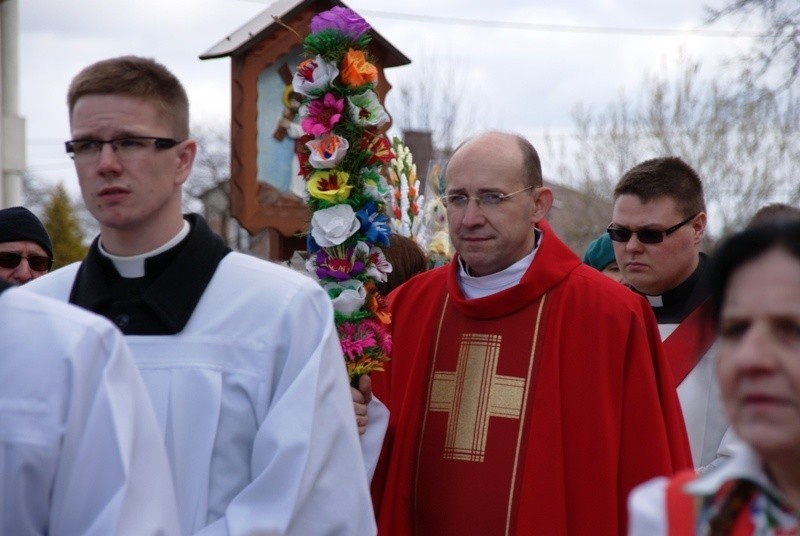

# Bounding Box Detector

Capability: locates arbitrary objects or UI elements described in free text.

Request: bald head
[448,132,543,189]
[443,131,553,276]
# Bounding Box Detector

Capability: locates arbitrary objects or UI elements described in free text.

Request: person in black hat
[0,206,53,284]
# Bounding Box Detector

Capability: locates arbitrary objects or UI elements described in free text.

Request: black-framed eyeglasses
[0,252,53,272]
[606,213,698,244]
[64,137,181,161]
[442,186,535,210]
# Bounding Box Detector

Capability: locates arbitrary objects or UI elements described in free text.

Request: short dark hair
[515,135,543,188]
[747,202,800,227]
[67,56,190,139]
[614,157,705,218]
[706,219,800,326]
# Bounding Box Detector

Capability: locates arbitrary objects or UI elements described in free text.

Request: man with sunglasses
[27,56,374,535]
[0,206,53,284]
[610,157,736,471]
[370,132,691,535]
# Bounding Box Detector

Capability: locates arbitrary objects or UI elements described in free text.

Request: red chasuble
[372,224,692,536]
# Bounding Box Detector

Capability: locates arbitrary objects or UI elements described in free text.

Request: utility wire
[359,9,763,37]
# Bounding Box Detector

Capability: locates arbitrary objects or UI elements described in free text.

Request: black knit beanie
[0,206,53,259]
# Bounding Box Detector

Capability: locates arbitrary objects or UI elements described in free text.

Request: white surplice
[0,285,180,535]
[658,323,739,469]
[28,252,376,535]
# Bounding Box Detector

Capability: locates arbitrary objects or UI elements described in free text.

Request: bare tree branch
[549,53,800,238]
[706,0,800,90]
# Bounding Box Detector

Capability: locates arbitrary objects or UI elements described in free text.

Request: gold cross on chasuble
[428,333,527,462]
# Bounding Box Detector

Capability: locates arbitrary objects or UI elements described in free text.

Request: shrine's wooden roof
[199,0,410,68]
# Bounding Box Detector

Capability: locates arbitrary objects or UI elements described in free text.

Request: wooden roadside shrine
[200,0,410,260]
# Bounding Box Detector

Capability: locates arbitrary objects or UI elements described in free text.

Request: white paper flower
[347,90,389,127]
[362,169,390,204]
[306,133,350,169]
[293,55,339,97]
[324,280,367,315]
[311,204,361,247]
[362,243,392,282]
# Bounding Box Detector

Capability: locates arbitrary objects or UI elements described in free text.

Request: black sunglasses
[606,214,698,245]
[0,252,53,272]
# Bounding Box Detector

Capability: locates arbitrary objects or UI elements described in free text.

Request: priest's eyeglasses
[606,213,698,245]
[0,252,53,272]
[65,137,181,162]
[442,186,534,210]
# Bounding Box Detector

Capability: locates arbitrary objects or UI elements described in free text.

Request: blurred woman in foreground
[628,219,800,535]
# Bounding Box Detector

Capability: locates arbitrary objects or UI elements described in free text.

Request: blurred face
[601,261,625,283]
[610,195,705,295]
[716,248,800,462]
[70,94,196,254]
[0,240,50,284]
[445,133,552,277]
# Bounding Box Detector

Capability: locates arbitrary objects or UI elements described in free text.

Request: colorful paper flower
[365,287,392,325]
[309,7,370,40]
[306,133,350,169]
[314,246,365,281]
[295,7,394,384]
[324,280,367,315]
[362,169,391,204]
[292,55,339,97]
[310,204,360,247]
[307,169,352,203]
[361,135,394,166]
[339,319,391,362]
[348,90,389,128]
[386,137,421,237]
[341,49,378,88]
[358,242,391,282]
[301,92,344,136]
[356,202,391,247]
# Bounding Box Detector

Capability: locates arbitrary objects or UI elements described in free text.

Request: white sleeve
[195,284,376,536]
[361,396,389,482]
[627,476,668,536]
[0,288,180,536]
[49,314,181,536]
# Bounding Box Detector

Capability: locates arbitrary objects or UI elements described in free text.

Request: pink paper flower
[301,92,344,137]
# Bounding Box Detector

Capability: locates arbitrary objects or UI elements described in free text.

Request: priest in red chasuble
[370,131,692,535]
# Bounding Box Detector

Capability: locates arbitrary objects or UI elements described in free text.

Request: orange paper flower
[341,49,378,88]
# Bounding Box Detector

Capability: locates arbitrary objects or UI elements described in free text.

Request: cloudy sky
[19,0,759,191]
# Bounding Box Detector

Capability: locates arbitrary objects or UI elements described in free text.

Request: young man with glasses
[27,56,374,535]
[370,131,691,535]
[0,206,54,284]
[610,156,736,470]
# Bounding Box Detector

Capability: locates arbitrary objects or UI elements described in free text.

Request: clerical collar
[99,220,191,278]
[633,253,708,325]
[69,214,231,335]
[458,229,542,300]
